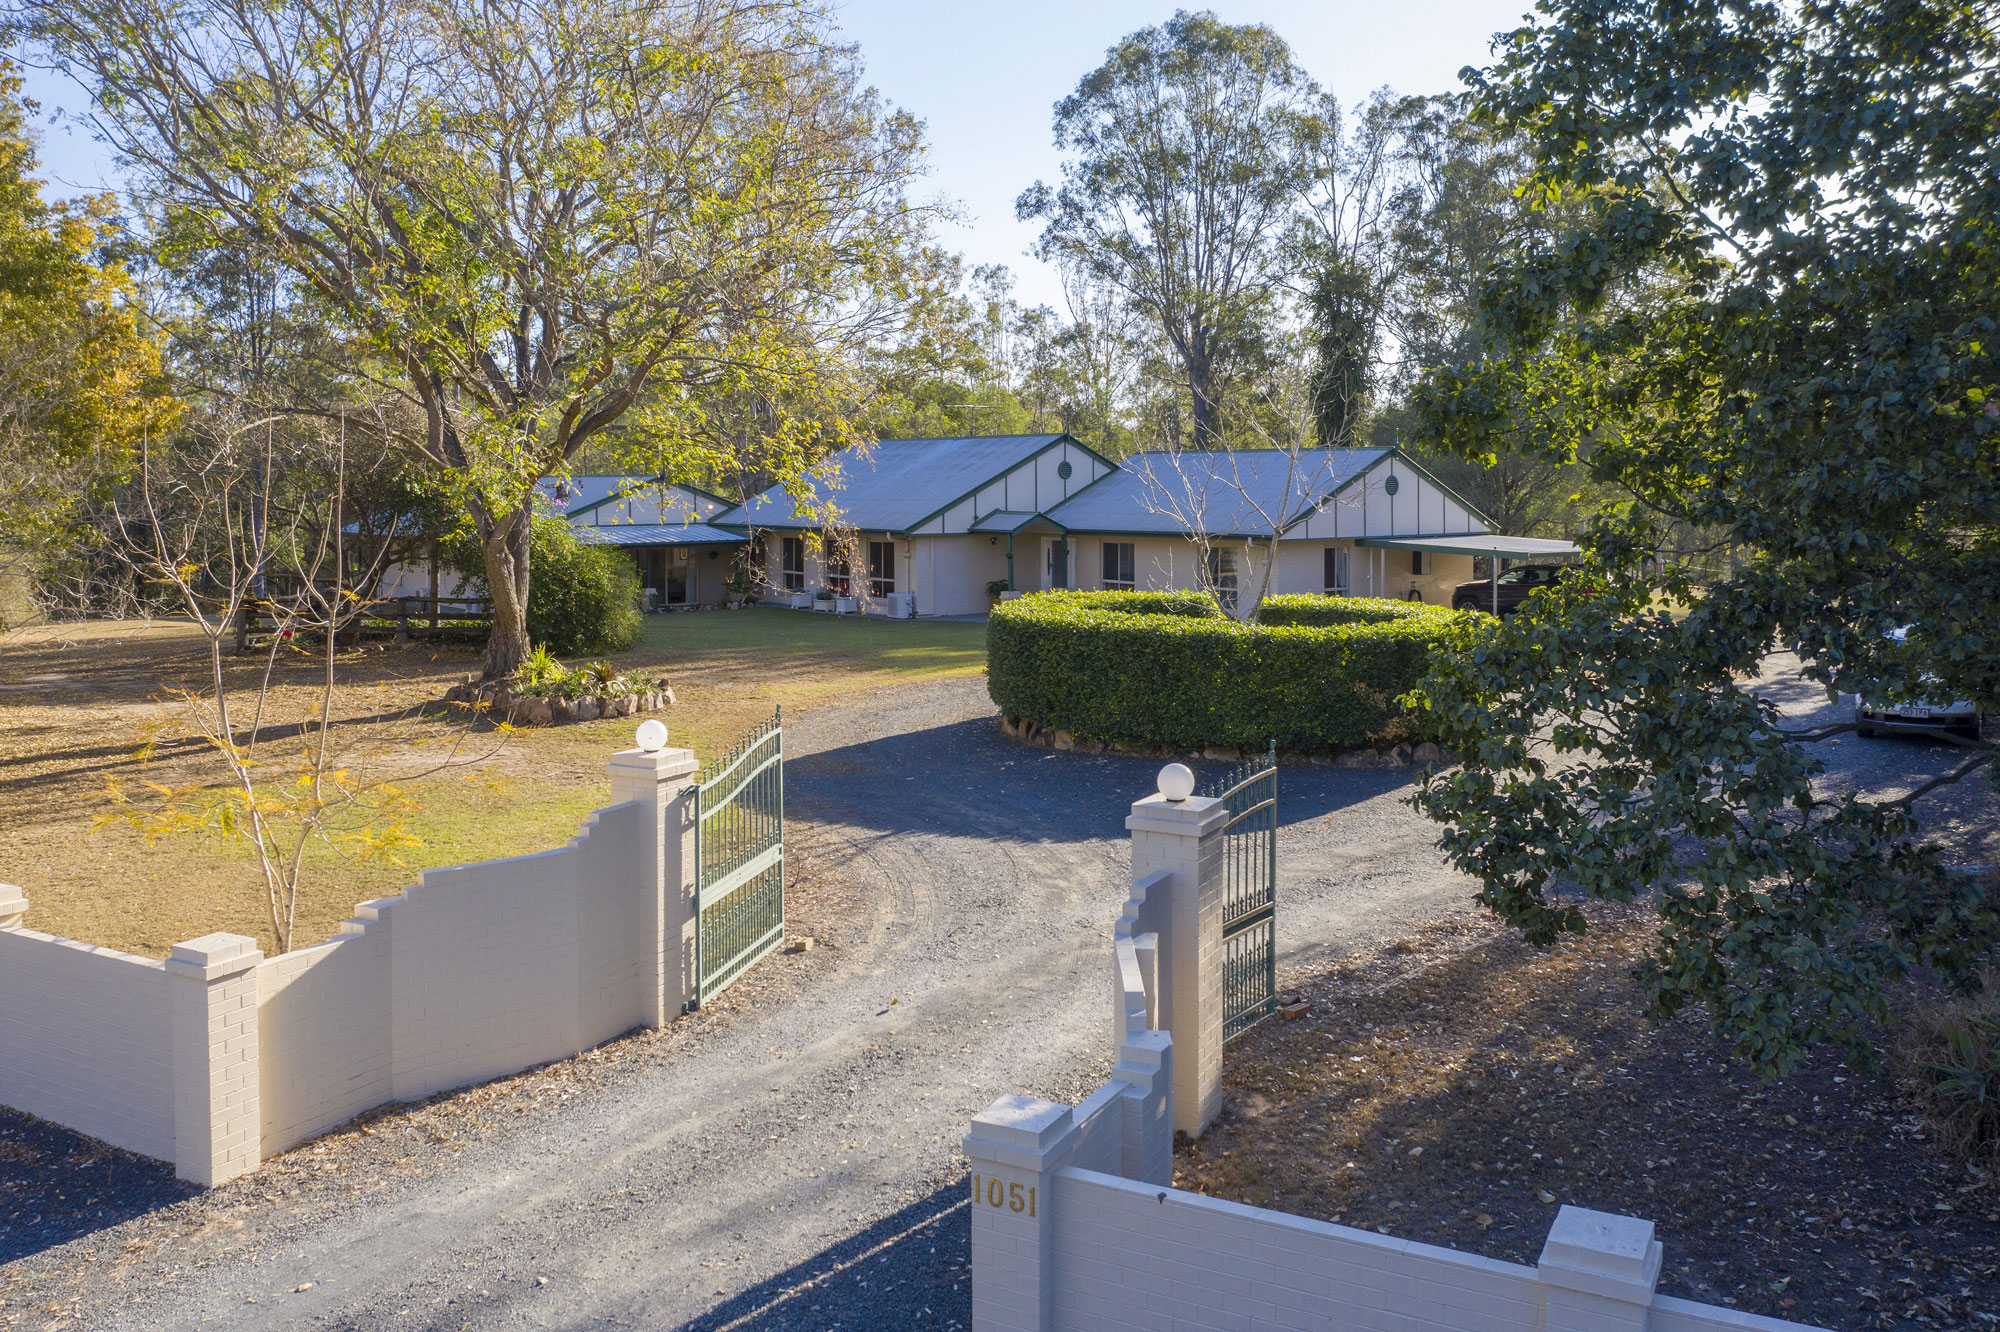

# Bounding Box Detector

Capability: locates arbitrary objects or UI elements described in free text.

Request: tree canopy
[27,0,933,673]
[1411,0,2000,1072]
[0,61,170,608]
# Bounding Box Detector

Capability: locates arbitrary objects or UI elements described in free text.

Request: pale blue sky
[14,0,1530,309]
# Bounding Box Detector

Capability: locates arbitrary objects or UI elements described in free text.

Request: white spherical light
[635,719,669,753]
[1156,762,1196,802]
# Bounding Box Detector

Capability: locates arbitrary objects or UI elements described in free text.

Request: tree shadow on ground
[674,1183,971,1331]
[1186,906,2000,1331]
[786,714,1415,844]
[0,1106,197,1264]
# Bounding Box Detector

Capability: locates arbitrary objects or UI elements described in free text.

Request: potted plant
[813,587,835,612]
[986,578,1010,606]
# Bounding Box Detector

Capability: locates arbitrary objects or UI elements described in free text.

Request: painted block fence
[0,743,701,1185]
[963,770,1838,1332]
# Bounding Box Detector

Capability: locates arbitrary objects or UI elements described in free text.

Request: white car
[1855,626,1984,740]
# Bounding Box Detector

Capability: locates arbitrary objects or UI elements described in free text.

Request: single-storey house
[556,476,744,609]
[373,475,746,610]
[712,434,1567,616]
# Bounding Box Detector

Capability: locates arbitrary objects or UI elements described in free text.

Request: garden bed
[1179,903,2000,1331]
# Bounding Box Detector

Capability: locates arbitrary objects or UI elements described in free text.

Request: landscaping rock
[660,687,676,707]
[1389,742,1414,765]
[1052,730,1075,751]
[1203,746,1240,762]
[548,696,573,724]
[573,697,601,722]
[1332,750,1379,769]
[1410,741,1448,766]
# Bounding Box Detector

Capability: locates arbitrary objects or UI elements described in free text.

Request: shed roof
[1046,447,1390,535]
[716,435,1076,532]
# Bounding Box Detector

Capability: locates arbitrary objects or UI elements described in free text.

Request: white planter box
[789,593,812,610]
[835,597,859,615]
[813,599,836,612]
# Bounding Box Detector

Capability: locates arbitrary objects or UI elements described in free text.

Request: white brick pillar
[1125,773,1228,1137]
[1115,1029,1173,1186]
[607,741,701,1023]
[964,1095,1079,1332]
[0,883,25,930]
[166,932,263,1186]
[1537,1205,1664,1332]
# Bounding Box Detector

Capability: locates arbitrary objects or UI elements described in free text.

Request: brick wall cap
[967,1094,1073,1152]
[1124,793,1228,837]
[165,932,264,980]
[1539,1205,1662,1301]
[606,747,699,781]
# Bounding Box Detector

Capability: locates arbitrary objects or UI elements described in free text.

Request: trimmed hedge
[987,591,1477,753]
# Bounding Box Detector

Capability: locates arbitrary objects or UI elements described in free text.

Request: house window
[780,536,805,591]
[825,549,851,595]
[867,540,896,596]
[1411,551,1429,576]
[1102,541,1135,590]
[1324,547,1350,595]
[1207,547,1238,612]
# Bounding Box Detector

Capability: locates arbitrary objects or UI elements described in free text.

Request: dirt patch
[1178,904,2000,1331]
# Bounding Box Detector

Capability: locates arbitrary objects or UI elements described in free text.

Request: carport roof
[1355,534,1579,558]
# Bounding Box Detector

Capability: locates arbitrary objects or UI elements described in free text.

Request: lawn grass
[0,608,988,957]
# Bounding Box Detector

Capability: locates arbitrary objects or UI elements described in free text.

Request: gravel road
[3,656,1989,1331]
[1,674,1474,1331]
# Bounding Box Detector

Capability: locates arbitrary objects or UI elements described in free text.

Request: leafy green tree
[1017,10,1321,444]
[1410,0,2000,1072]
[0,61,172,616]
[29,0,932,676]
[1365,94,1596,535]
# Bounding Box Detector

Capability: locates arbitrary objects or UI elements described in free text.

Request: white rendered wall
[1052,1167,1546,1332]
[257,916,393,1156]
[0,929,175,1161]
[915,536,1011,615]
[0,749,700,1183]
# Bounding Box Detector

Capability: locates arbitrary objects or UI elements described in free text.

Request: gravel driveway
[2,657,1989,1330]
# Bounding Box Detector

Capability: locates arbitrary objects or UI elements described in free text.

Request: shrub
[524,514,642,655]
[1902,957,2000,1167]
[987,591,1477,753]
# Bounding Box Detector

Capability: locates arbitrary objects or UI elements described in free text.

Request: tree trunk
[479,503,533,679]
[1188,328,1222,446]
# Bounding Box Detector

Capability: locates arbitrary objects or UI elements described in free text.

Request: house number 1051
[970,1174,1036,1216]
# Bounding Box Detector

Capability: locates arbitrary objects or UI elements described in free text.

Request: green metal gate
[1209,743,1277,1042]
[693,708,784,1007]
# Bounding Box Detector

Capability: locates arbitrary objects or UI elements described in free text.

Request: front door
[665,549,689,605]
[1044,537,1069,589]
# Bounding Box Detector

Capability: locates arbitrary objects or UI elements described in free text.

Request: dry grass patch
[1179,904,2000,1331]
[0,609,985,957]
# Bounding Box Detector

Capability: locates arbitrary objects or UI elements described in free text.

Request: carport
[1356,534,1581,615]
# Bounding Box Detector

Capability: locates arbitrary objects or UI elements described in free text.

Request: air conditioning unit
[885,592,916,619]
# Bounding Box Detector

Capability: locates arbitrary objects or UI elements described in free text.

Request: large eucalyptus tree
[25,0,930,674]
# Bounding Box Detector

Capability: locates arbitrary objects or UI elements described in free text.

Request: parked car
[1451,563,1579,615]
[1855,626,1984,740]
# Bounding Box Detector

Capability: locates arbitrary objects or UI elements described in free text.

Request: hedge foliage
[987,590,1477,753]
